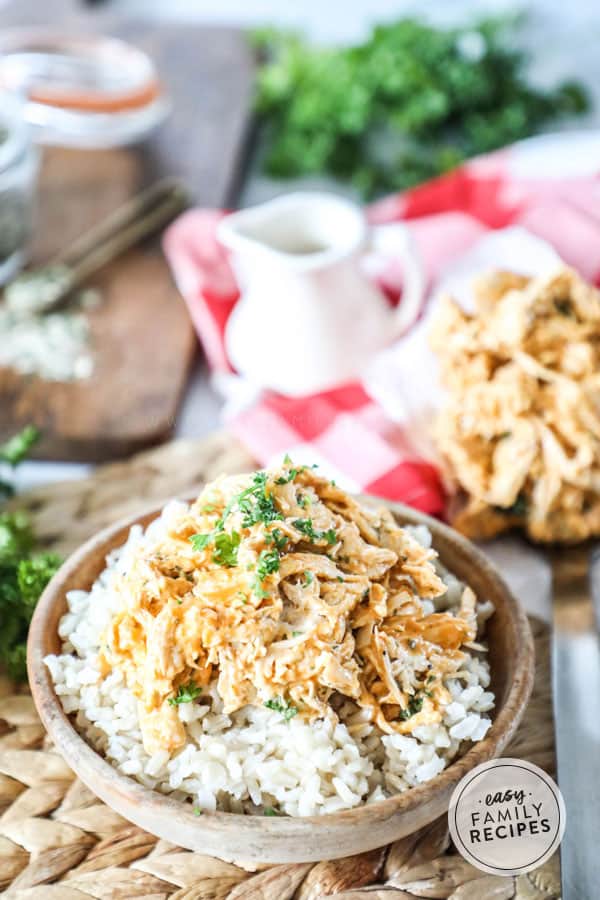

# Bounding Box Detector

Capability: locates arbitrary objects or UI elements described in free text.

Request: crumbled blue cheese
[0,305,94,381]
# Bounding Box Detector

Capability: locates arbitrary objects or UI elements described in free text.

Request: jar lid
[0,29,169,148]
[0,92,33,172]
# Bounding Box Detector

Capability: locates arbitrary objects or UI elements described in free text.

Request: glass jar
[0,94,39,284]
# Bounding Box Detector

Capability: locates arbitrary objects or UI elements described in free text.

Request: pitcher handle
[369,222,425,339]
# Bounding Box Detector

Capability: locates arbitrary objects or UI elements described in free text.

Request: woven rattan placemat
[0,433,560,899]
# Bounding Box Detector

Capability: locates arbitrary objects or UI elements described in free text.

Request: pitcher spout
[216,191,367,268]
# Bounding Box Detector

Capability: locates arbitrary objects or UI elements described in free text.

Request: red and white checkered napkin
[164,131,600,518]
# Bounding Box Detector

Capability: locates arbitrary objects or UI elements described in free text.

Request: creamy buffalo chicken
[101,463,477,755]
[431,267,600,543]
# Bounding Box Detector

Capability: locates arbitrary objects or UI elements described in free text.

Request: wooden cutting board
[0,0,255,461]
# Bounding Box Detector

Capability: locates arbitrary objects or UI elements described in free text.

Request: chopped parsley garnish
[297,492,309,507]
[212,530,240,567]
[252,548,281,597]
[168,682,203,706]
[399,695,424,721]
[275,469,301,485]
[256,549,280,578]
[292,630,302,637]
[193,806,203,816]
[303,570,313,586]
[292,518,337,545]
[237,471,283,527]
[264,527,288,551]
[190,532,212,551]
[191,529,240,567]
[236,591,249,604]
[275,454,308,485]
[263,806,281,816]
[190,472,282,559]
[264,696,298,721]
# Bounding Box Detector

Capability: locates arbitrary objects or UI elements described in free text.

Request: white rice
[45,502,495,817]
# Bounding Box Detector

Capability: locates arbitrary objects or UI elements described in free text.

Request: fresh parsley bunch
[252,15,589,197]
[0,427,61,680]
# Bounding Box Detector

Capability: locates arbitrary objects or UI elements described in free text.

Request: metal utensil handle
[66,185,188,289]
[551,544,600,900]
[56,177,187,272]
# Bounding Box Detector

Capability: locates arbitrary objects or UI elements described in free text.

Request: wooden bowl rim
[28,496,535,841]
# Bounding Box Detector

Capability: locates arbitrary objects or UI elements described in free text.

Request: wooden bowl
[28,499,534,864]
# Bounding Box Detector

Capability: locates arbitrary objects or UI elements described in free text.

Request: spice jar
[0,94,39,284]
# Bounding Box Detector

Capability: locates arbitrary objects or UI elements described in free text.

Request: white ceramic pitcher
[218,192,424,396]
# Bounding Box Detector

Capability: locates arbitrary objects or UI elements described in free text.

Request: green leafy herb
[292,630,302,637]
[190,532,212,552]
[237,472,283,528]
[292,518,337,545]
[264,696,298,721]
[0,511,33,569]
[275,469,301,485]
[252,16,589,198]
[264,527,287,551]
[0,428,62,680]
[212,530,241,567]
[256,549,280,579]
[252,548,281,597]
[191,529,240,567]
[0,425,39,467]
[190,472,282,563]
[263,806,281,816]
[168,682,203,706]
[193,806,203,816]
[399,694,424,721]
[303,570,313,586]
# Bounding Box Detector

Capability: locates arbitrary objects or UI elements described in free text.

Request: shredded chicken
[101,463,480,754]
[431,267,600,543]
